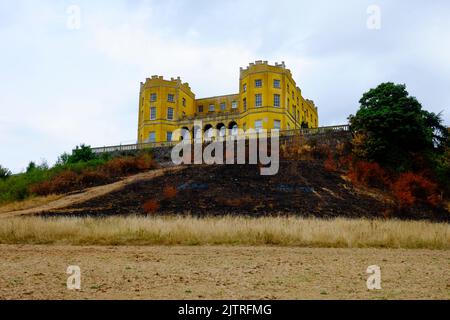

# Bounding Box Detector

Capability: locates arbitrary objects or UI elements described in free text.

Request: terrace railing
[91,124,349,154]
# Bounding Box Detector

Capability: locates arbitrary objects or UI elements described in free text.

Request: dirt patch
[0,245,448,300]
[43,161,449,221]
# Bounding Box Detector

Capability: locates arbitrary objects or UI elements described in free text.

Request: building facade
[137,61,319,143]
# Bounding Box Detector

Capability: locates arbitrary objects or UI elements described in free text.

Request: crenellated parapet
[240,60,292,79]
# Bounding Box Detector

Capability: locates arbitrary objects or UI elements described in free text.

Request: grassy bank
[0,216,448,249]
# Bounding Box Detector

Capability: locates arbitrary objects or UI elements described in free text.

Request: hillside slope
[38,161,449,222]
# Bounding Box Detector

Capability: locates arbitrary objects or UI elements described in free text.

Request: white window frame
[255,94,262,107]
[150,93,157,102]
[232,101,238,109]
[167,94,175,103]
[220,102,226,111]
[150,107,157,120]
[167,107,174,120]
[273,79,281,88]
[209,104,215,112]
[274,94,280,107]
[166,131,173,142]
[255,79,262,88]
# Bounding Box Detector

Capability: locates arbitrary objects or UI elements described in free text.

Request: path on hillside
[0,167,184,219]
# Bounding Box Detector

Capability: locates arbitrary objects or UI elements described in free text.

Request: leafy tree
[349,82,448,172]
[26,162,37,173]
[56,152,70,166]
[67,144,97,164]
[0,165,12,180]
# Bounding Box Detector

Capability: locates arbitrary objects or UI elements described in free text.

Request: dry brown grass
[0,195,62,214]
[0,216,448,249]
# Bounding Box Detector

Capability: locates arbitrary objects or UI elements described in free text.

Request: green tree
[67,144,97,164]
[26,161,37,173]
[349,82,448,172]
[0,165,12,180]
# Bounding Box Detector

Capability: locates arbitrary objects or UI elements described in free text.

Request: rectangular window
[209,104,215,112]
[220,102,226,111]
[148,132,156,143]
[273,79,280,88]
[292,91,294,99]
[198,105,203,113]
[167,107,174,120]
[274,120,281,130]
[182,98,186,107]
[232,101,238,109]
[274,94,280,107]
[254,120,263,132]
[166,131,172,142]
[243,84,247,92]
[255,94,262,107]
[150,107,156,120]
[255,79,262,88]
[150,93,157,102]
[168,94,174,102]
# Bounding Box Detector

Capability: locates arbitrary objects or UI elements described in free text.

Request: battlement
[141,75,192,93]
[240,60,292,79]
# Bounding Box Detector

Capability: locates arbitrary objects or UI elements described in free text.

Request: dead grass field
[0,216,448,249]
[0,245,448,300]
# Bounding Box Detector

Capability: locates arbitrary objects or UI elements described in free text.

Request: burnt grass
[42,161,450,222]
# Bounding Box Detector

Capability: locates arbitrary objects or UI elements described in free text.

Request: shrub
[0,165,12,180]
[348,161,391,189]
[142,199,160,214]
[323,154,337,172]
[30,171,80,196]
[78,171,110,187]
[68,144,98,164]
[311,144,331,159]
[338,154,354,171]
[163,186,177,199]
[392,172,440,208]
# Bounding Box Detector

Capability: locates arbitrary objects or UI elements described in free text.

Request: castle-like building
[137,61,319,143]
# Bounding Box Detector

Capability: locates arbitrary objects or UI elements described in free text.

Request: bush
[392,172,440,208]
[348,161,391,189]
[0,165,12,180]
[27,153,157,197]
[30,171,79,196]
[66,144,97,164]
[323,154,337,172]
[142,199,160,214]
[163,186,177,199]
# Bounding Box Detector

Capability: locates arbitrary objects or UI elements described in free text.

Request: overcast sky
[1,0,449,173]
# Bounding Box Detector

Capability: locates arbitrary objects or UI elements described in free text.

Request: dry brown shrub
[163,186,178,199]
[142,199,160,214]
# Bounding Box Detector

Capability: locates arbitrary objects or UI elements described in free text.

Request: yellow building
[137,61,319,143]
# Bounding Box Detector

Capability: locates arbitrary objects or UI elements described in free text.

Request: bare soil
[0,245,448,300]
